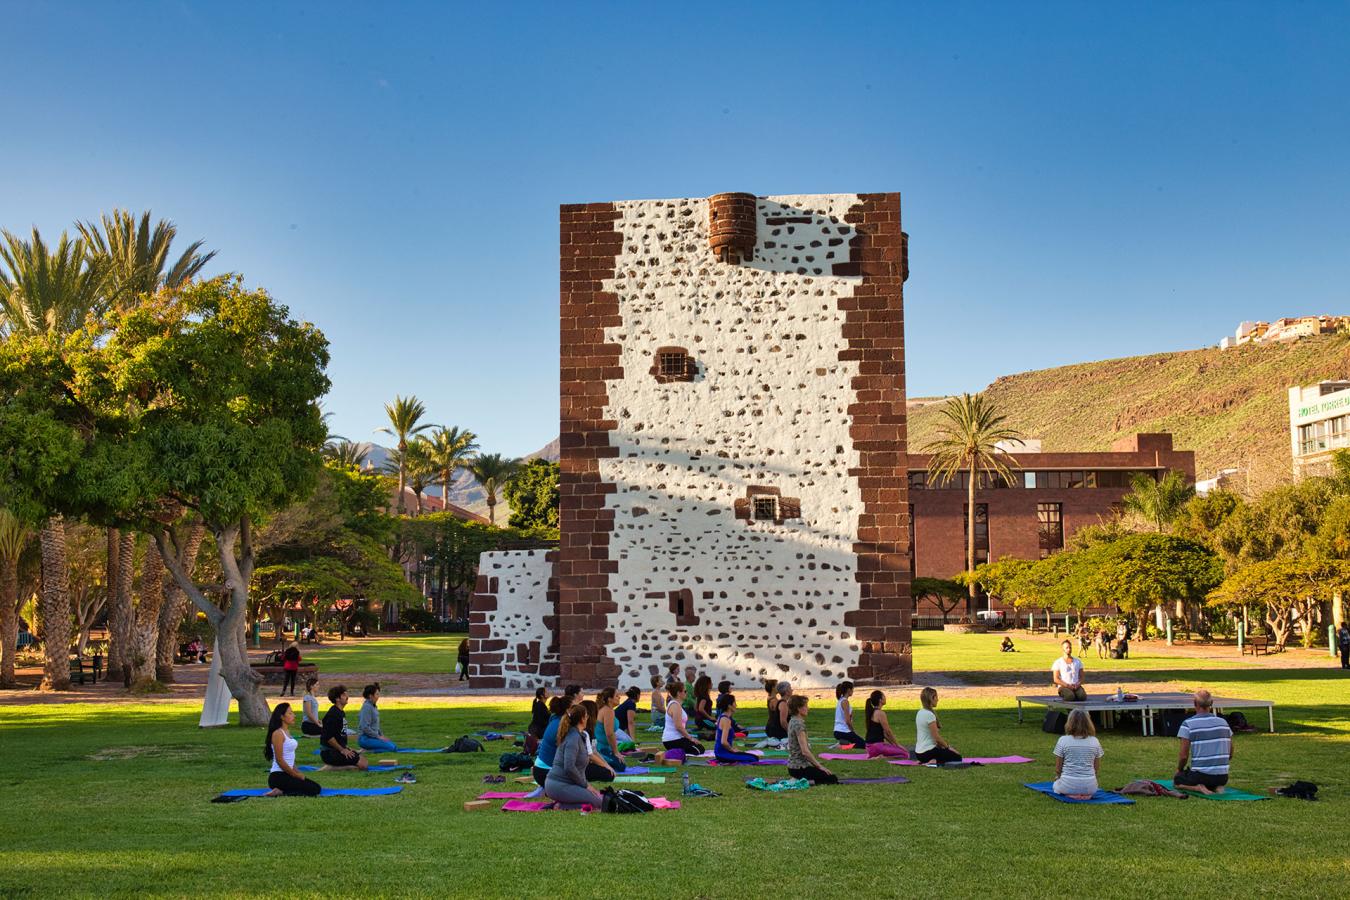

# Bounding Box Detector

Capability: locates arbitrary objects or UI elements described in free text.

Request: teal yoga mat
[1154,779,1268,801]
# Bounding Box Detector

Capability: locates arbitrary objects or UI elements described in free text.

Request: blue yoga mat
[220,786,403,798]
[297,764,410,773]
[1024,782,1134,805]
[312,747,442,756]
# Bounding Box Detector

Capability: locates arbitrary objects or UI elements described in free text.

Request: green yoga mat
[644,766,677,773]
[614,775,666,784]
[1155,779,1268,801]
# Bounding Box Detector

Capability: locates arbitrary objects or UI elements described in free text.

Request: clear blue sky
[2,1,1347,456]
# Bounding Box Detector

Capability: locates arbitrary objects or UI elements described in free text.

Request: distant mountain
[528,437,560,462]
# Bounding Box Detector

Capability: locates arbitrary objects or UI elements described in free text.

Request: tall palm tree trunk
[0,554,18,686]
[105,532,135,682]
[155,524,206,682]
[128,539,166,687]
[487,492,496,525]
[966,452,977,617]
[39,516,72,691]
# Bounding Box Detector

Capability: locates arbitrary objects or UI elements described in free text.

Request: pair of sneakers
[395,771,417,784]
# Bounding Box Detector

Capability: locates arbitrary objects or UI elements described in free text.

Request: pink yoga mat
[819,752,875,761]
[888,755,1034,766]
[478,791,531,799]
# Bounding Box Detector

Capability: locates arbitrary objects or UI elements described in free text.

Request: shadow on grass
[944,666,1349,688]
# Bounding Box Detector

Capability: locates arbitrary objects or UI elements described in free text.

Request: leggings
[916,747,962,765]
[320,746,361,767]
[789,765,838,785]
[358,735,397,753]
[714,744,759,764]
[1057,685,1087,701]
[544,778,601,808]
[866,742,909,759]
[281,670,297,695]
[586,763,615,783]
[834,729,867,747]
[532,765,550,787]
[663,737,705,756]
[268,770,321,796]
[301,720,323,737]
[1174,769,1228,789]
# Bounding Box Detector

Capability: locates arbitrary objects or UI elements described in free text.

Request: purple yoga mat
[888,755,1034,766]
[838,776,911,785]
[819,752,874,761]
[478,791,531,799]
[501,797,680,812]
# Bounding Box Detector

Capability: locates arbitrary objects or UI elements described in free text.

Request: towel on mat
[216,786,403,799]
[1023,782,1133,805]
[838,776,911,785]
[1154,779,1268,801]
[889,755,1034,767]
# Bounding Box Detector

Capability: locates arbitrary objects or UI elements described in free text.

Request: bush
[399,607,438,633]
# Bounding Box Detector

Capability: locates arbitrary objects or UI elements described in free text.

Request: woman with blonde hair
[1052,709,1104,799]
[544,705,604,808]
[915,687,961,765]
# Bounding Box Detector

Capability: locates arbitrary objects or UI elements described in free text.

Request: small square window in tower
[753,496,778,521]
[660,352,685,379]
[650,346,695,383]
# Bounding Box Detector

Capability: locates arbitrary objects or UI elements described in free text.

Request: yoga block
[378,759,398,767]
[463,800,492,812]
[655,753,666,765]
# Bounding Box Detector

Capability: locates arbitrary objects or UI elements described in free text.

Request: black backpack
[497,751,535,772]
[1041,711,1067,735]
[601,787,654,814]
[444,736,484,753]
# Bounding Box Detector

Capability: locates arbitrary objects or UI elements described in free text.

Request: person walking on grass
[265,703,321,797]
[1052,709,1102,800]
[1052,639,1087,701]
[1174,689,1233,795]
[281,642,301,697]
[1338,623,1350,670]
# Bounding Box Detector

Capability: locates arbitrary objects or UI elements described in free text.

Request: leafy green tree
[911,576,966,624]
[87,276,330,724]
[504,459,559,533]
[921,393,1023,615]
[1208,557,1348,649]
[402,513,527,619]
[324,440,371,469]
[961,557,1036,626]
[1120,470,1195,533]
[1171,490,1241,548]
[378,395,434,514]
[468,453,520,526]
[0,228,107,690]
[1091,533,1224,635]
[1213,478,1336,571]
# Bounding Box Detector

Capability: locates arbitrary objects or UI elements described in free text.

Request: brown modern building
[908,433,1195,621]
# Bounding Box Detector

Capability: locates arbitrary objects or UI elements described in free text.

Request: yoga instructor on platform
[1052,640,1087,701]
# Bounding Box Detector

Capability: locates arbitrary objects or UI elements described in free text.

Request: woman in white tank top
[265,703,322,796]
[832,681,867,747]
[660,681,705,756]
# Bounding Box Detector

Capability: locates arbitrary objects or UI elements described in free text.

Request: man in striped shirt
[1174,689,1233,794]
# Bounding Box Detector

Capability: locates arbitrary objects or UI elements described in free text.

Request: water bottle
[682,771,690,795]
[1116,684,1124,702]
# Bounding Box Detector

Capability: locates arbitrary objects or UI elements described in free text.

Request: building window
[908,471,928,490]
[908,502,916,578]
[963,503,989,565]
[734,486,802,525]
[668,589,698,626]
[1037,502,1063,558]
[650,346,695,383]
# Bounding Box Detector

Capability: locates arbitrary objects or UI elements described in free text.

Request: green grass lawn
[2,657,1348,898]
[298,633,463,674]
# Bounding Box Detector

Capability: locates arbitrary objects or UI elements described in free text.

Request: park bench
[69,654,102,685]
[1243,635,1271,656]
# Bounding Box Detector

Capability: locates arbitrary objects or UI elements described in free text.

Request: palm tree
[403,438,437,515]
[324,440,371,468]
[424,426,479,512]
[1122,470,1194,533]
[378,395,435,514]
[922,393,1025,616]
[78,209,215,307]
[0,508,31,687]
[0,228,108,691]
[469,454,521,526]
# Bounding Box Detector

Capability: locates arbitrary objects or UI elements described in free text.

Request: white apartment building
[1290,380,1350,477]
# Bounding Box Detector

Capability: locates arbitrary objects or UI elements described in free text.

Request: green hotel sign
[1298,394,1350,419]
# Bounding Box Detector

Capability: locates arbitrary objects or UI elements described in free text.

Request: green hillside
[907,334,1350,493]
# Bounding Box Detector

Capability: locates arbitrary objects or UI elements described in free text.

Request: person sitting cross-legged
[1174,689,1234,795]
[1052,709,1103,800]
[319,685,368,771]
[1052,639,1087,701]
[357,683,397,753]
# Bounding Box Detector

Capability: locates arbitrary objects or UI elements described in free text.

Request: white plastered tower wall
[597,194,868,686]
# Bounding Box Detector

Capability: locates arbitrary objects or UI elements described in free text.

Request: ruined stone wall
[557,192,911,687]
[465,549,558,689]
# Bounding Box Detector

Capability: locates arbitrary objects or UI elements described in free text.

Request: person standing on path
[1338,623,1350,670]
